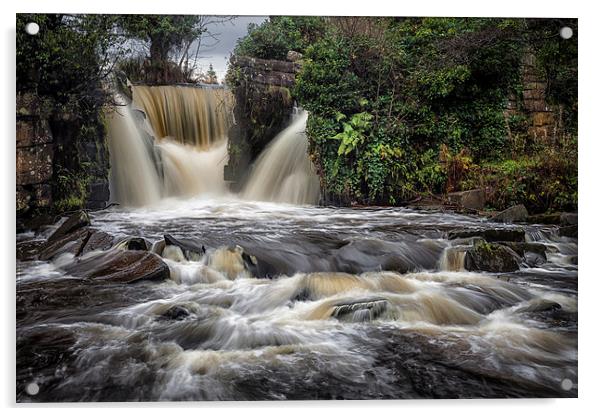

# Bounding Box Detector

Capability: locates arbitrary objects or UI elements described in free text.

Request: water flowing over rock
[242,111,320,205]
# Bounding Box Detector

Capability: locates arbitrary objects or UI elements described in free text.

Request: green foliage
[234,16,327,60]
[295,17,527,205]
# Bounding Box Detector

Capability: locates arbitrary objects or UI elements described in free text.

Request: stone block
[16,119,53,148]
[16,144,53,185]
[447,189,485,211]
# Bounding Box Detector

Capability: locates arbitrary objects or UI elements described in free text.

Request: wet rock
[48,211,90,242]
[38,228,91,261]
[491,204,528,223]
[62,250,170,283]
[16,239,46,261]
[465,241,521,273]
[332,238,441,274]
[559,225,578,238]
[523,251,546,267]
[446,189,485,211]
[114,236,151,251]
[527,212,577,226]
[80,229,115,254]
[158,305,190,321]
[164,234,205,260]
[448,228,525,242]
[332,298,389,322]
[560,212,578,226]
[498,242,547,257]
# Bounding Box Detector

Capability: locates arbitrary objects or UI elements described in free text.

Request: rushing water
[16,198,577,401]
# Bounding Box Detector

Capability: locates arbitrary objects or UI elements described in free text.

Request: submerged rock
[80,230,115,254]
[158,305,190,321]
[448,228,525,242]
[465,241,521,273]
[16,239,46,261]
[491,204,528,223]
[332,298,389,322]
[38,227,91,261]
[62,249,170,283]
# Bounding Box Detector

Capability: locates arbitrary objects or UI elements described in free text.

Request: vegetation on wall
[232,16,577,213]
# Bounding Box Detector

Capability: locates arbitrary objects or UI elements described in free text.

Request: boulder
[527,212,577,226]
[491,204,528,223]
[48,211,90,242]
[447,189,485,211]
[38,227,91,261]
[113,236,151,251]
[498,242,547,257]
[448,228,525,242]
[62,249,170,283]
[16,239,46,261]
[465,241,521,273]
[164,234,206,260]
[560,213,578,226]
[158,305,190,321]
[80,229,115,254]
[559,225,578,238]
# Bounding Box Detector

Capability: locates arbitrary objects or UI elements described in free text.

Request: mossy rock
[465,241,521,273]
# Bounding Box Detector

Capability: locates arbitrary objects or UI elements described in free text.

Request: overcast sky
[191,16,268,82]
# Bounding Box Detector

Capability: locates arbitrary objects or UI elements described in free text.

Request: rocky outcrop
[492,204,528,223]
[16,92,111,228]
[224,53,301,190]
[16,94,54,214]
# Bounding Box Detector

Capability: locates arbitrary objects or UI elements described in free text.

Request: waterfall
[242,111,320,205]
[108,86,320,207]
[132,85,231,148]
[107,87,231,207]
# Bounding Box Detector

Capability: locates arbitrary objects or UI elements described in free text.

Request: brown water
[16,199,577,401]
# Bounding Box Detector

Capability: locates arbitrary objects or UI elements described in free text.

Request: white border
[2,1,600,415]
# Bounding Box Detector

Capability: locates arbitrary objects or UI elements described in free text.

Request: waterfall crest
[242,111,320,205]
[132,85,232,148]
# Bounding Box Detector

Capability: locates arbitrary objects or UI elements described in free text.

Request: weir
[107,85,320,207]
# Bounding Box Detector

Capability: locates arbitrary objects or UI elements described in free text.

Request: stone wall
[16,93,54,214]
[505,51,560,146]
[224,53,301,189]
[16,92,110,226]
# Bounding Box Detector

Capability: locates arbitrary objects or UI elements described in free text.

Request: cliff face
[224,53,301,190]
[16,92,110,229]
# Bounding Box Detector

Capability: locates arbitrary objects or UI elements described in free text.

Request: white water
[243,111,321,205]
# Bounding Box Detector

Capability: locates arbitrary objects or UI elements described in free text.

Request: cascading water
[243,111,321,205]
[132,85,232,148]
[107,86,231,206]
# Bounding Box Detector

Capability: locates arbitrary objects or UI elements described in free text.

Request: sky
[191,16,268,82]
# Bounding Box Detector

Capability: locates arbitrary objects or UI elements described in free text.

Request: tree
[205,63,218,84]
[117,15,233,84]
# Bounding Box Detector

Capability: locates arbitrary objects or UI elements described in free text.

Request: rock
[523,251,546,267]
[113,237,151,251]
[80,229,115,254]
[491,204,528,223]
[447,189,485,211]
[448,228,525,242]
[560,213,578,226]
[332,298,389,322]
[559,225,578,238]
[164,234,205,260]
[158,305,190,321]
[498,242,547,257]
[527,212,577,226]
[286,50,303,62]
[62,250,170,283]
[16,144,53,186]
[465,241,521,273]
[48,211,90,242]
[38,228,91,261]
[16,239,46,261]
